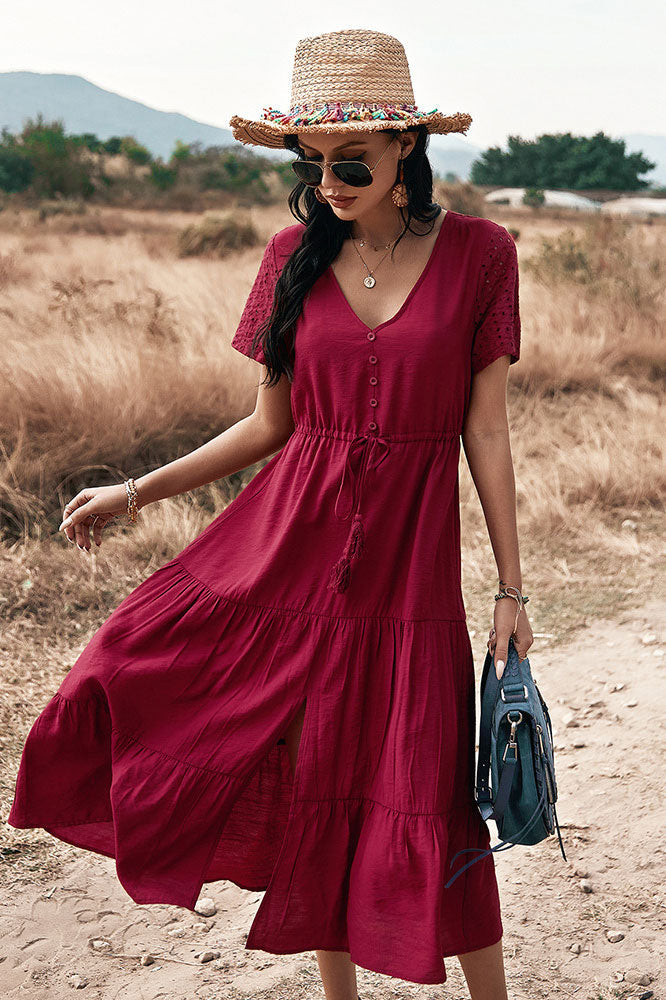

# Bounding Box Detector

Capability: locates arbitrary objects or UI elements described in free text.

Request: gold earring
[391,158,408,208]
[314,188,327,203]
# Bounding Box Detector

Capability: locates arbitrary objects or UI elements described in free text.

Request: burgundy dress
[8,209,521,985]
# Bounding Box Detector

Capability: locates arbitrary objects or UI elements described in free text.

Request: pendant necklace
[350,226,404,289]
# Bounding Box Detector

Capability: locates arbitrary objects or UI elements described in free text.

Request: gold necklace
[353,231,400,251]
[350,230,404,289]
[349,223,404,287]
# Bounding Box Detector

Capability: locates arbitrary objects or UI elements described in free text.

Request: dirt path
[1,598,664,1000]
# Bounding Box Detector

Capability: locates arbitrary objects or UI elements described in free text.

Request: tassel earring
[315,188,327,203]
[391,158,408,208]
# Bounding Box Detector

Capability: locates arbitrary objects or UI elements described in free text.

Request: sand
[1,597,664,1000]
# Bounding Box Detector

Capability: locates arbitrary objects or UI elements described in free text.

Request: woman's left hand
[487,597,534,679]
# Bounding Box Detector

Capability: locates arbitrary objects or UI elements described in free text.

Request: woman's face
[295,129,416,218]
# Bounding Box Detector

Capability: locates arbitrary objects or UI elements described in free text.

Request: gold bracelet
[125,478,139,523]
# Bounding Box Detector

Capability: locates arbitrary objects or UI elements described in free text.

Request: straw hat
[229,28,472,149]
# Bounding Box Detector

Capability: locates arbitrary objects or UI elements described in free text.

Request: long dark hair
[250,125,442,386]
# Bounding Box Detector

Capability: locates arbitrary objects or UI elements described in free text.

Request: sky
[1,0,663,150]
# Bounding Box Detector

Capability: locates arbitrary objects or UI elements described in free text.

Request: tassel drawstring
[328,434,390,594]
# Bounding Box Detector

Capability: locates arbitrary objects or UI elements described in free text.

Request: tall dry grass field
[0,200,664,890]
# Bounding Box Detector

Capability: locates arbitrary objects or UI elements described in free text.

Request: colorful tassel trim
[261,101,440,127]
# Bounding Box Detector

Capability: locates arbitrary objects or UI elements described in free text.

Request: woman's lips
[328,195,356,206]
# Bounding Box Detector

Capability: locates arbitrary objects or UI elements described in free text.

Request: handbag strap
[475,645,502,810]
[444,784,551,887]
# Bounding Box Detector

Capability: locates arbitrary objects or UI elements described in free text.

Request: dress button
[369,355,377,364]
[369,398,378,407]
[368,421,377,431]
[367,331,376,341]
[369,376,378,385]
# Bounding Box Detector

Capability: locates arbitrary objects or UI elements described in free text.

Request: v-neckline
[326,209,452,334]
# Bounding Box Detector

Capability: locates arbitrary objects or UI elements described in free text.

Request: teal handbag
[445,635,566,887]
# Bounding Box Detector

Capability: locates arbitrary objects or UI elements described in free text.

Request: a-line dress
[8,208,521,986]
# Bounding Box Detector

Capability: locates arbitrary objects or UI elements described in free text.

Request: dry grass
[176,210,261,258]
[0,197,664,1000]
[0,202,664,762]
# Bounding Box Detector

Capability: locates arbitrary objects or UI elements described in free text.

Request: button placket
[328,325,387,593]
[367,335,380,432]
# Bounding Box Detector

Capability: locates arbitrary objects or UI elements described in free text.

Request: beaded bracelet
[494,583,529,635]
[125,478,139,523]
[494,586,529,607]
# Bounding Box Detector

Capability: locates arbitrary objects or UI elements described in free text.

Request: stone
[197,950,221,963]
[194,897,217,917]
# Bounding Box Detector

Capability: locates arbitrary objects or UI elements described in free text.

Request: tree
[70,132,104,153]
[470,131,656,191]
[0,129,34,192]
[170,139,194,164]
[102,137,123,155]
[14,115,95,197]
[149,161,177,190]
[120,137,152,165]
[523,187,545,208]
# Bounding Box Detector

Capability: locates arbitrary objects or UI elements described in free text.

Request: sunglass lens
[291,161,322,186]
[332,161,373,187]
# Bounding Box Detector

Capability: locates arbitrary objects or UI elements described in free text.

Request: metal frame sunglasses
[291,137,396,189]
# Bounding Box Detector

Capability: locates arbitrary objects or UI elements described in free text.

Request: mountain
[0,71,663,186]
[0,70,482,178]
[0,71,235,160]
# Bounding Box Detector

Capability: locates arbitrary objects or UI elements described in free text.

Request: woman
[9,28,533,1000]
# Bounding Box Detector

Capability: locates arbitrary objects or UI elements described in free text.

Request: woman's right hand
[58,483,133,551]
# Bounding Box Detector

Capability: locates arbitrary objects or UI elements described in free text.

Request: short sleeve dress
[8,209,521,986]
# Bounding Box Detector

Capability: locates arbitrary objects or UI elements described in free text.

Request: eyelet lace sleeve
[471,227,521,375]
[230,235,279,364]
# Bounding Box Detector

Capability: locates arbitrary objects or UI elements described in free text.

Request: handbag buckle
[500,684,528,702]
[502,711,523,762]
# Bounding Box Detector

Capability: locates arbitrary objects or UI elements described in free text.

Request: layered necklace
[350,225,405,288]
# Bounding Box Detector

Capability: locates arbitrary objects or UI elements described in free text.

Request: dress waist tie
[328,433,391,593]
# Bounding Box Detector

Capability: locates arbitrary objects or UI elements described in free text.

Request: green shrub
[523,187,546,208]
[0,142,34,193]
[170,140,193,164]
[13,116,96,198]
[149,162,177,190]
[102,137,123,155]
[121,137,152,165]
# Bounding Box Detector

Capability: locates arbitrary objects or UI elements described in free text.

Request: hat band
[261,101,439,126]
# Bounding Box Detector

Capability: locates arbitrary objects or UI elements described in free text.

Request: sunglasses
[291,137,396,188]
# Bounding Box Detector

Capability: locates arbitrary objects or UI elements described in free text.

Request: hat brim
[228,111,472,149]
